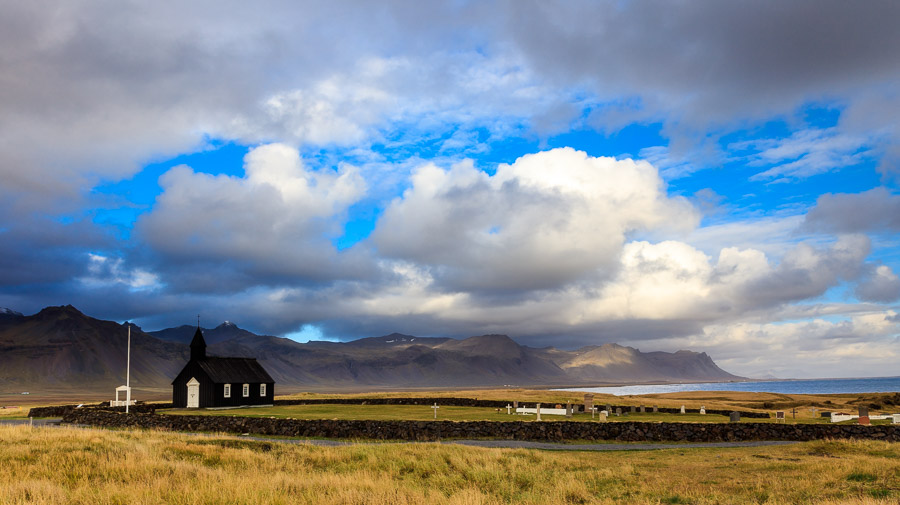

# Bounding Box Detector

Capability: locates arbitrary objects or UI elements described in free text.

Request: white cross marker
[591,406,598,419]
[431,402,440,419]
[506,404,512,415]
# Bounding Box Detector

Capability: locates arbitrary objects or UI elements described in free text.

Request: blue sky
[1,1,898,378]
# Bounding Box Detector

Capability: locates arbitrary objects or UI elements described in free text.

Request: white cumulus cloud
[136,143,371,288]
[372,148,699,292]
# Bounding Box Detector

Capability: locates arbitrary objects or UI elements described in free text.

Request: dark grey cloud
[855,264,900,303]
[0,219,110,287]
[737,237,870,309]
[802,187,900,233]
[503,0,900,125]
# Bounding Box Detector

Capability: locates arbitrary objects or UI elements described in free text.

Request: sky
[1,1,899,379]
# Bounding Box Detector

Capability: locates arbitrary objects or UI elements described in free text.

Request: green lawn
[158,404,786,423]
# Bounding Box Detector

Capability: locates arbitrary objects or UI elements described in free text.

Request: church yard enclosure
[34,395,898,443]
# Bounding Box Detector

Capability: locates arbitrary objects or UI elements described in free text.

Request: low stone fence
[28,402,161,418]
[60,409,898,443]
[27,404,103,417]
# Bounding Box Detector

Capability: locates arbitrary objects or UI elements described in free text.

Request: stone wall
[61,409,898,443]
[28,402,160,418]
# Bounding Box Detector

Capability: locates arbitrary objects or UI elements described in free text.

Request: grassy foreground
[2,425,898,504]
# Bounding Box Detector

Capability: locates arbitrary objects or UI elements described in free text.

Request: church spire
[190,326,206,360]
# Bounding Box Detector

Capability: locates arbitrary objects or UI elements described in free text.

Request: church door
[186,377,200,408]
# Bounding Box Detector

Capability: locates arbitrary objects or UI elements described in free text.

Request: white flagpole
[126,325,131,414]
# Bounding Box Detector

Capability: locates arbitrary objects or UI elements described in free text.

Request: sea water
[559,376,900,396]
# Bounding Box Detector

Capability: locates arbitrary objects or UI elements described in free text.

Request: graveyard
[159,403,734,423]
[157,402,896,425]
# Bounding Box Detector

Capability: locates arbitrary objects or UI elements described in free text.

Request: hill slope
[0,306,742,391]
[0,305,187,389]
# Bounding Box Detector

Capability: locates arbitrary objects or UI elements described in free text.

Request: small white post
[591,406,597,419]
[126,325,131,414]
[506,404,512,415]
[431,402,439,419]
[536,403,542,421]
[29,416,33,428]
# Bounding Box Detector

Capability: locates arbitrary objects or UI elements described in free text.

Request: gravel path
[444,439,797,451]
[207,434,798,451]
[0,419,798,451]
[0,418,63,427]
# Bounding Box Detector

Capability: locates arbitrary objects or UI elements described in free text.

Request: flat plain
[4,389,900,503]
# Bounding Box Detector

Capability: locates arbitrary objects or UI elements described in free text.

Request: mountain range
[0,305,742,391]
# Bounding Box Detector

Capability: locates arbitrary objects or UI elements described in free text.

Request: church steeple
[190,326,206,360]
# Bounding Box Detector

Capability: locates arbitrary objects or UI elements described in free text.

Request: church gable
[172,325,275,408]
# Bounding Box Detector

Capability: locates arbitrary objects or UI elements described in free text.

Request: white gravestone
[700,406,706,415]
[431,403,439,419]
[598,411,607,422]
[506,404,512,415]
[680,405,685,414]
[536,403,542,421]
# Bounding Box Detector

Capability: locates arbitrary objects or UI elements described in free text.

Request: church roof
[190,327,206,349]
[196,357,274,384]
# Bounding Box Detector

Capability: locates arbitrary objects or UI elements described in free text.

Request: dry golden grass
[636,390,900,416]
[1,424,898,504]
[0,406,27,418]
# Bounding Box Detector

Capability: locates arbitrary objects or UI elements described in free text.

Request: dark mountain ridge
[0,305,187,389]
[0,305,743,390]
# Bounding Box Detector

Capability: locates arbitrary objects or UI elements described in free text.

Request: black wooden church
[172,327,275,408]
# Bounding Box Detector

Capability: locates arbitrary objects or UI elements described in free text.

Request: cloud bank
[1,1,898,378]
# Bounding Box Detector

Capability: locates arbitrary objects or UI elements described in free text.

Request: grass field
[1,424,898,504]
[278,389,900,418]
[8,388,898,420]
[159,404,735,423]
[0,406,27,419]
[157,403,889,425]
